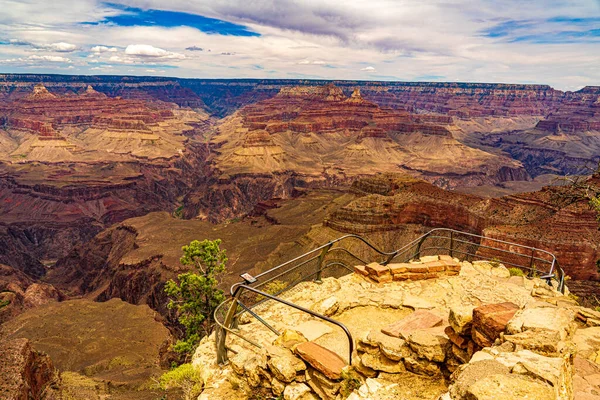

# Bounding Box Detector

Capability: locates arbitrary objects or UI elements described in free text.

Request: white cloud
[91,45,118,53]
[48,42,77,52]
[361,66,375,71]
[0,0,598,88]
[28,55,72,63]
[125,44,186,59]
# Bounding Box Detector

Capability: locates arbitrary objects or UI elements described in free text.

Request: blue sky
[0,0,598,90]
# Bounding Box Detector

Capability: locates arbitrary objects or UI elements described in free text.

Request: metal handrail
[387,228,565,292]
[215,228,565,364]
[237,284,354,363]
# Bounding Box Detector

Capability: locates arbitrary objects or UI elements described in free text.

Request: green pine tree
[165,239,227,356]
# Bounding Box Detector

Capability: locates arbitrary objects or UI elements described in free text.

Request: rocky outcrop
[0,338,57,399]
[190,256,590,400]
[325,174,599,280]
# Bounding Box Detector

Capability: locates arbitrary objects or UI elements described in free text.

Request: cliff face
[0,338,57,399]
[175,79,569,118]
[0,85,211,279]
[325,174,599,280]
[183,84,528,222]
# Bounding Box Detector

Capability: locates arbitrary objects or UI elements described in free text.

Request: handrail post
[529,248,536,278]
[315,243,333,283]
[216,286,244,365]
[415,234,428,260]
[449,231,454,258]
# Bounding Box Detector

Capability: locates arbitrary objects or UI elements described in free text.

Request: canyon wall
[325,174,599,280]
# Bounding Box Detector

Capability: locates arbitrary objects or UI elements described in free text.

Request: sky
[0,0,598,90]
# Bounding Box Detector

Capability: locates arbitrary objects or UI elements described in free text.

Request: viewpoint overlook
[0,74,598,400]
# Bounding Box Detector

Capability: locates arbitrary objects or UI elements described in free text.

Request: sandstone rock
[420,256,440,263]
[360,352,405,373]
[353,265,369,276]
[460,349,573,400]
[448,305,475,335]
[283,382,313,400]
[407,327,450,362]
[503,330,562,356]
[244,353,269,387]
[306,367,341,400]
[472,302,519,347]
[274,330,308,350]
[451,344,470,364]
[295,342,346,380]
[381,310,443,339]
[313,296,339,317]
[403,356,442,377]
[466,374,554,400]
[449,359,511,399]
[267,347,306,383]
[402,294,436,310]
[365,263,390,277]
[362,330,413,361]
[295,321,334,341]
[445,326,469,349]
[272,377,286,395]
[506,306,576,341]
[388,263,409,274]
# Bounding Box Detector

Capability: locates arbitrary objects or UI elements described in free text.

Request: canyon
[0,74,598,398]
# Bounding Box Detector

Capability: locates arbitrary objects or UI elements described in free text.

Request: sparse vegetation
[173,204,184,219]
[256,280,288,302]
[159,363,203,400]
[165,239,227,357]
[0,299,10,309]
[340,368,363,397]
[489,257,501,268]
[508,267,525,277]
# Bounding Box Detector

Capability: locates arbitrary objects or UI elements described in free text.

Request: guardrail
[214,229,564,365]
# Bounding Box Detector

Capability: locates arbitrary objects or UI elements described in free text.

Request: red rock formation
[535,87,600,133]
[325,174,599,280]
[0,84,175,136]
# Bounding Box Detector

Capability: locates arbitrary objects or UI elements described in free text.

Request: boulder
[407,327,450,362]
[313,296,339,317]
[506,306,576,341]
[448,305,475,335]
[472,302,519,347]
[274,330,308,350]
[359,330,414,361]
[267,347,306,383]
[295,342,346,380]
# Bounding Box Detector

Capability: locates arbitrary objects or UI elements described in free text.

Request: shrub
[508,267,525,277]
[159,363,203,400]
